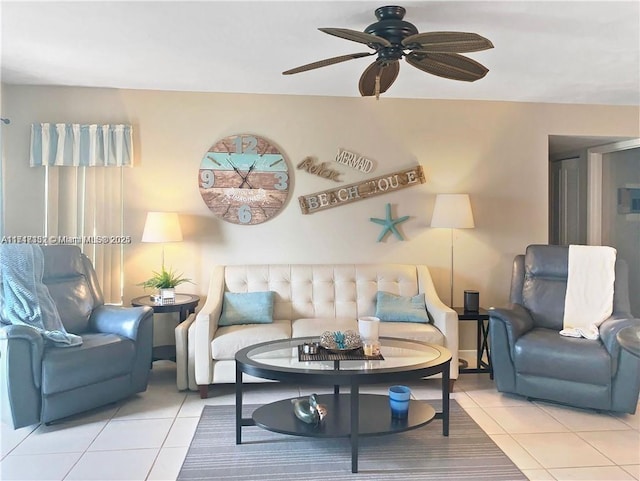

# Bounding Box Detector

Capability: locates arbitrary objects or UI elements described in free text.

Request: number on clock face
[237,204,252,223]
[234,136,257,155]
[200,170,214,189]
[274,172,288,191]
[198,134,291,225]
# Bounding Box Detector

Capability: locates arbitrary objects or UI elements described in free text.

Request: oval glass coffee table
[235,336,452,473]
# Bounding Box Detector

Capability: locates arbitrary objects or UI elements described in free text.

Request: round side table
[131,294,200,361]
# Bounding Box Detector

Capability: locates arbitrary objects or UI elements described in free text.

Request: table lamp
[431,194,475,306]
[140,211,187,302]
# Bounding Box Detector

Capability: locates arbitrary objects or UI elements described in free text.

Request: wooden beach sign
[298,165,425,215]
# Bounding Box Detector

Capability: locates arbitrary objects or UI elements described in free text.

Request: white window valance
[30,123,133,167]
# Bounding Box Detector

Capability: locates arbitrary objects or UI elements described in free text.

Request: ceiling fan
[283,5,494,98]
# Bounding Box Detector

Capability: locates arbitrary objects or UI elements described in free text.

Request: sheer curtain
[30,123,133,304]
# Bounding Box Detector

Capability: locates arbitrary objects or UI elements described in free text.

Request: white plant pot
[160,288,176,304]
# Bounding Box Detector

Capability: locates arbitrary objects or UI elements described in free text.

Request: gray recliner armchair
[1,245,154,428]
[489,244,640,413]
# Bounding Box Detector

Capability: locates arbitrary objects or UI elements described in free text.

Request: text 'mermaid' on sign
[298,165,426,215]
[334,148,375,173]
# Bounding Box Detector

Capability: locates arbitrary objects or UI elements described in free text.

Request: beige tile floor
[1,361,639,481]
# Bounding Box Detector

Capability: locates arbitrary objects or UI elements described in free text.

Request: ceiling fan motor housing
[365,6,418,61]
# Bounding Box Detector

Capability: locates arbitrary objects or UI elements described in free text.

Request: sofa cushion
[211,319,291,360]
[514,327,611,385]
[291,317,358,338]
[219,291,275,326]
[222,264,422,323]
[378,321,444,345]
[375,291,430,323]
[41,333,135,395]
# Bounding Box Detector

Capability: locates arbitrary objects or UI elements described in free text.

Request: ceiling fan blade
[406,52,489,82]
[358,61,400,97]
[319,28,391,48]
[282,52,373,75]
[402,32,494,53]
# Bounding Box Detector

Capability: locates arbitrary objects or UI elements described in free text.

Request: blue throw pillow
[375,291,430,323]
[218,291,275,326]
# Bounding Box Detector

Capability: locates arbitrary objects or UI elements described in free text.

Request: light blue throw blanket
[0,244,82,346]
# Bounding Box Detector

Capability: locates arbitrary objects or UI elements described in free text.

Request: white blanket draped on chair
[560,245,616,340]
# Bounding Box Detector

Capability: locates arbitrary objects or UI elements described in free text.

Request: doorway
[549,136,640,316]
[591,141,640,316]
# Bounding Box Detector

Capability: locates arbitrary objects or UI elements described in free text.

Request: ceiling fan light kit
[283,5,494,98]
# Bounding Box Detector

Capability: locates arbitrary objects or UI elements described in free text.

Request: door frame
[587,138,640,245]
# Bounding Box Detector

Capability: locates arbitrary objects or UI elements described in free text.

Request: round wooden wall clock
[198,134,290,225]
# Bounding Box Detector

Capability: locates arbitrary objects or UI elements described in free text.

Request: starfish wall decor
[370,203,409,242]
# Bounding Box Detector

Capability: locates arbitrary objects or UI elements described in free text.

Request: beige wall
[2,84,639,349]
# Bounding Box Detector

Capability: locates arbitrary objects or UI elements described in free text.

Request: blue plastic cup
[389,385,411,418]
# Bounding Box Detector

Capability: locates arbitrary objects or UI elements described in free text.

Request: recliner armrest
[0,325,44,388]
[0,324,44,345]
[489,304,535,349]
[89,305,153,341]
[599,316,640,370]
[1,325,44,427]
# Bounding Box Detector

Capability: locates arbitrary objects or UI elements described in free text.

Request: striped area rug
[178,400,527,480]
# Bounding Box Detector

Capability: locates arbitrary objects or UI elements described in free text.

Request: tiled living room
[1,1,639,481]
[1,363,639,480]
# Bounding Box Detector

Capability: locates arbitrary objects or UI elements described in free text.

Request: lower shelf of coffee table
[252,393,436,438]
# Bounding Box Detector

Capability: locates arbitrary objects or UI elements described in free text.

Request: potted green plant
[138,266,192,303]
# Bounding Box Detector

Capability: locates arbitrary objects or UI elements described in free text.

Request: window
[31,123,133,304]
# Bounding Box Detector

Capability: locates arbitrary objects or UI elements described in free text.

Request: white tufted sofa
[175,264,458,398]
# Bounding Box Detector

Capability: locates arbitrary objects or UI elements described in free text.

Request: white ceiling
[1,1,639,105]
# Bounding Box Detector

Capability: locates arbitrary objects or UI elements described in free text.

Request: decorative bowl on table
[320,330,362,353]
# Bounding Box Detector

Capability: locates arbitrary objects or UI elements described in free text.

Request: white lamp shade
[141,212,183,242]
[431,194,475,228]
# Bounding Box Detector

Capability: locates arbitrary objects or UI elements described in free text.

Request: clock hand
[238,141,266,188]
[239,177,254,189]
[239,160,258,189]
[226,156,254,188]
[226,156,245,179]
